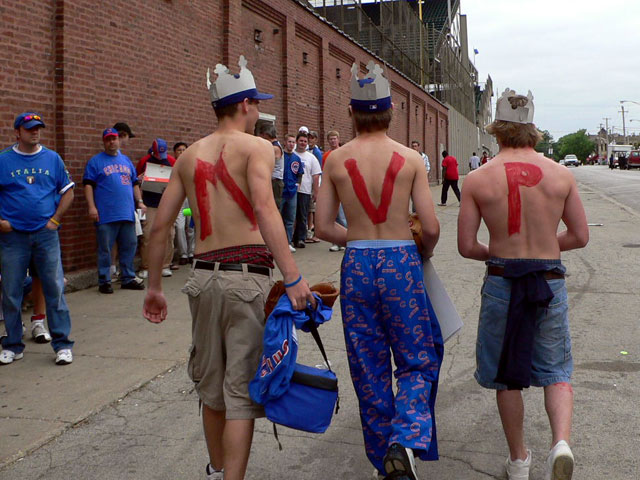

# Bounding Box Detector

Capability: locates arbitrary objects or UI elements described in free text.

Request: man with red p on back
[316,61,443,480]
[142,56,314,480]
[458,89,589,480]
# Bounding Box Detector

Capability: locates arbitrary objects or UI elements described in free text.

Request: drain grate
[622,244,640,248]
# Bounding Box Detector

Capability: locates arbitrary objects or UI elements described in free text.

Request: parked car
[627,150,640,169]
[563,154,580,167]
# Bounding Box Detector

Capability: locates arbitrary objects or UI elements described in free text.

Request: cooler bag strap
[303,318,332,373]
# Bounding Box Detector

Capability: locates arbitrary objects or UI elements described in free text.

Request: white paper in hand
[422,259,463,342]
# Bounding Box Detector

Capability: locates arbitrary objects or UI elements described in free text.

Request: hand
[138,202,147,215]
[0,219,12,232]
[285,277,316,311]
[143,290,168,323]
[88,207,99,223]
[46,219,59,230]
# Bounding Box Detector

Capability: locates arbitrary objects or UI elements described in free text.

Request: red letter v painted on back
[344,152,406,225]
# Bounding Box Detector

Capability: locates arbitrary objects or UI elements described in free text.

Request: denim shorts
[475,258,573,390]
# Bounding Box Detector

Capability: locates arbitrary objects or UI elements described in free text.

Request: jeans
[96,221,138,285]
[293,192,311,244]
[441,178,461,204]
[0,228,73,353]
[279,193,297,243]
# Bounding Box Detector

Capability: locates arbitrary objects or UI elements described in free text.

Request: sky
[461,0,640,141]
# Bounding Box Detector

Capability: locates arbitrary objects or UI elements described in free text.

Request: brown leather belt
[194,260,271,277]
[487,265,564,280]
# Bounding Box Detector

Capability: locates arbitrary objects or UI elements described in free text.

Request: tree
[535,130,557,159]
[556,129,595,163]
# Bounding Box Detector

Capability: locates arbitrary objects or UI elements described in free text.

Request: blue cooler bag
[264,320,339,434]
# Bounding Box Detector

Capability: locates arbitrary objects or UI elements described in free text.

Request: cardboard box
[142,163,172,193]
[423,260,464,342]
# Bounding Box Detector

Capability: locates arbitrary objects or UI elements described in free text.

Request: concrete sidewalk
[1,181,639,479]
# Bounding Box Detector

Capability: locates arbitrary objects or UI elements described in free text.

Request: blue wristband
[284,275,302,288]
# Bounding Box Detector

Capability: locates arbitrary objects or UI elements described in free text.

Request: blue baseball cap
[14,112,45,130]
[151,138,168,160]
[102,128,119,139]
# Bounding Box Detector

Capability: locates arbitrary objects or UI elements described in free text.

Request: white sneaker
[0,349,24,364]
[162,268,173,277]
[205,464,224,479]
[546,440,574,480]
[288,244,296,253]
[372,468,384,480]
[31,321,52,344]
[329,244,340,252]
[506,450,531,480]
[138,270,148,279]
[55,349,73,365]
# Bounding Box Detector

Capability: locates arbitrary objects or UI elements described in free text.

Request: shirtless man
[142,56,314,480]
[316,62,443,480]
[458,89,588,480]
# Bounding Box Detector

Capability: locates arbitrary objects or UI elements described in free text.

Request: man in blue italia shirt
[0,112,75,365]
[280,134,303,252]
[84,128,146,293]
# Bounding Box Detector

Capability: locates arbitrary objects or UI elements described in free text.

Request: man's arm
[457,176,490,260]
[410,155,439,257]
[248,140,314,310]
[48,188,74,230]
[84,184,99,223]
[312,174,320,202]
[142,164,186,323]
[557,177,589,251]
[133,184,147,214]
[315,161,348,246]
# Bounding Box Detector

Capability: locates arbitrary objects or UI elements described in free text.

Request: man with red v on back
[458,89,588,480]
[316,61,443,480]
[142,55,314,480]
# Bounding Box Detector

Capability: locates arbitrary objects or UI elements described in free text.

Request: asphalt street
[0,173,639,479]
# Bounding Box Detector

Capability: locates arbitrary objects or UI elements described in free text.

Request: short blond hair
[486,121,543,149]
[327,130,340,140]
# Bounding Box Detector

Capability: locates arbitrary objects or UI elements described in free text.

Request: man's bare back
[320,133,438,250]
[177,130,273,253]
[458,147,589,260]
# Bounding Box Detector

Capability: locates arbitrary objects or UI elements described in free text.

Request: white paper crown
[495,88,535,124]
[206,55,272,108]
[350,61,392,112]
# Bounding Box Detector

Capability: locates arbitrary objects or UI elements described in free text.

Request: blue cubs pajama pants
[340,240,444,473]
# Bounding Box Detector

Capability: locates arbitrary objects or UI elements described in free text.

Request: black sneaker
[383,443,418,480]
[121,279,145,290]
[99,283,114,294]
[296,241,306,248]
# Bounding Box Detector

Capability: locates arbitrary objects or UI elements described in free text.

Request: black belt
[487,265,564,280]
[193,260,271,277]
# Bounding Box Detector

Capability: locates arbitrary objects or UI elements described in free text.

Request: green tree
[535,130,556,159]
[556,129,595,163]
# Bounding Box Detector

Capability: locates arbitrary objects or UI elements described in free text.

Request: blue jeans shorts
[475,258,573,390]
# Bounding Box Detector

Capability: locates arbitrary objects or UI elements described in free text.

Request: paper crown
[350,61,392,112]
[495,88,535,124]
[206,55,273,109]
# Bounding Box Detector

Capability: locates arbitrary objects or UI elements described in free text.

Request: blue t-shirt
[282,151,303,199]
[0,145,75,232]
[83,151,138,225]
[311,145,323,169]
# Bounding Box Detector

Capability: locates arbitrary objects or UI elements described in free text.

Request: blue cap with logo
[102,127,119,139]
[151,138,168,160]
[14,112,46,130]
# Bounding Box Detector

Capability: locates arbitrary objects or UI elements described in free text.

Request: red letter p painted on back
[504,162,543,235]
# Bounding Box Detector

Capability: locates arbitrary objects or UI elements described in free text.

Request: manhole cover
[622,244,640,248]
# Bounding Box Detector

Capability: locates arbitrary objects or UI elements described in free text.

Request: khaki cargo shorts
[182,264,273,419]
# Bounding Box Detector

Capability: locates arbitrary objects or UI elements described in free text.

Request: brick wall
[1,0,448,274]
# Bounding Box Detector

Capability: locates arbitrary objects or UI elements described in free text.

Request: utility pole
[603,117,610,145]
[418,0,424,87]
[620,105,628,144]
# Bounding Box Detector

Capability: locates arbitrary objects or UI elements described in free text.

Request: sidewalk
[1,181,639,479]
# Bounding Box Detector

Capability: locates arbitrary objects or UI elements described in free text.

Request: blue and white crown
[495,88,535,124]
[206,55,273,109]
[350,61,391,112]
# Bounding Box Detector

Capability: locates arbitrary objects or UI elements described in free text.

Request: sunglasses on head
[23,115,42,122]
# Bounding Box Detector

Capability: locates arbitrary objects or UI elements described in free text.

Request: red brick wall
[0,0,448,273]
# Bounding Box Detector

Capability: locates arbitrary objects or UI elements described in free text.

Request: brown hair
[212,102,240,120]
[327,130,340,139]
[486,120,543,148]
[351,108,393,133]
